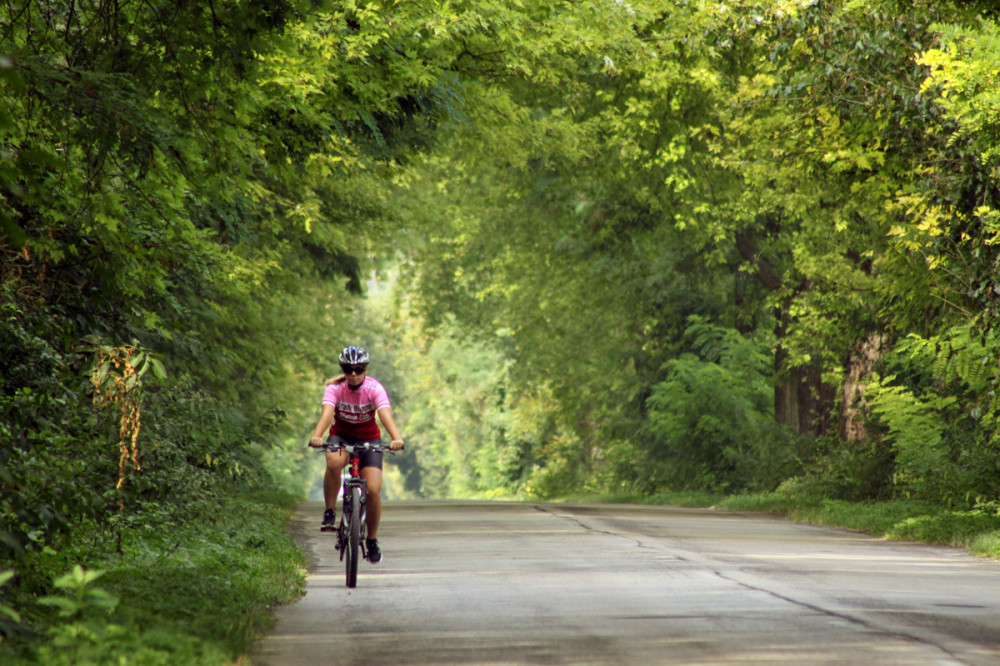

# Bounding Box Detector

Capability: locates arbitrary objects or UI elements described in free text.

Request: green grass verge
[4,490,306,665]
[558,490,1000,559]
[653,491,1000,558]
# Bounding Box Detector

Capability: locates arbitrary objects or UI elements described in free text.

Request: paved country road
[251,500,1000,665]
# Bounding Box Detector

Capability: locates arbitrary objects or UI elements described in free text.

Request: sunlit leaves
[390,0,1000,501]
[919,21,1000,164]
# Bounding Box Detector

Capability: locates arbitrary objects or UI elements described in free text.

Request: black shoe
[366,538,382,564]
[321,508,336,532]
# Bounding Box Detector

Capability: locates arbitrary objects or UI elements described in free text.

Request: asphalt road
[251,500,1000,665]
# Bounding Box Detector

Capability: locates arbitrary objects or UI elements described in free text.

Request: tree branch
[734,231,782,291]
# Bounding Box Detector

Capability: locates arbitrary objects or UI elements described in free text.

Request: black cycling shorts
[326,435,383,470]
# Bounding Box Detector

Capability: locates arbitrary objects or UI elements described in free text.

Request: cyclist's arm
[376,406,404,450]
[309,404,336,447]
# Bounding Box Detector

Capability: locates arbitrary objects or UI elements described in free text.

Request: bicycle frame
[340,449,369,557]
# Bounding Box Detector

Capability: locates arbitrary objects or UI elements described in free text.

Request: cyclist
[308,345,404,564]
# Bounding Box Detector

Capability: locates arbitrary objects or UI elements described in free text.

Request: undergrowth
[0,491,305,665]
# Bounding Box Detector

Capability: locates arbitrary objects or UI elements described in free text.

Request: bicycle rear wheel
[346,485,361,588]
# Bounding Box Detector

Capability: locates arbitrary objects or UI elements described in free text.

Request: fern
[894,324,997,397]
[865,324,1000,505]
[865,375,952,495]
[645,318,796,492]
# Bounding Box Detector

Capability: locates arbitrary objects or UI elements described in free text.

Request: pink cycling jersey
[322,376,391,441]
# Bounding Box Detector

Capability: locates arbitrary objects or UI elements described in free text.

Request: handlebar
[314,438,400,454]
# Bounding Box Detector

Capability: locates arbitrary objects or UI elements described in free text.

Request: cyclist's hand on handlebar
[308,436,324,448]
[389,439,405,451]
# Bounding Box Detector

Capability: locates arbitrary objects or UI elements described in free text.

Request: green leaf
[150,358,167,380]
[37,596,80,617]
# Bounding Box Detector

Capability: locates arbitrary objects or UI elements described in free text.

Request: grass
[638,490,1000,558]
[3,490,306,665]
[551,489,1000,559]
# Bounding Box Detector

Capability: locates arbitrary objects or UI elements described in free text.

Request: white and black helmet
[339,345,370,366]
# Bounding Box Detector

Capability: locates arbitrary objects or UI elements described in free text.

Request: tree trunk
[841,333,885,441]
[737,231,835,436]
[773,341,835,436]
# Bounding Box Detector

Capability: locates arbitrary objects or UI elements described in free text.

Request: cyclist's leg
[359,464,383,538]
[324,448,348,510]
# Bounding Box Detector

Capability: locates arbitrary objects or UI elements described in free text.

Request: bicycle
[317,437,398,588]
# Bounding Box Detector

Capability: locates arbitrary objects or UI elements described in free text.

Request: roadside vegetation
[563,491,1000,559]
[1,491,305,664]
[725,496,1000,558]
[5,0,1000,663]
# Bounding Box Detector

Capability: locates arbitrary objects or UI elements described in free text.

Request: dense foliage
[391,0,1000,506]
[4,0,1000,659]
[0,0,462,659]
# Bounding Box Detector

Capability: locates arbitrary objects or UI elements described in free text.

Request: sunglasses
[341,365,367,375]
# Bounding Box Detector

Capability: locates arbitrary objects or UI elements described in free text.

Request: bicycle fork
[337,476,368,558]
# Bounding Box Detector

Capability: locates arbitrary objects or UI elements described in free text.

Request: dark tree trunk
[737,231,835,436]
[774,348,837,435]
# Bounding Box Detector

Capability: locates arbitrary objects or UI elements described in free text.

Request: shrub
[863,325,1000,507]
[645,318,801,493]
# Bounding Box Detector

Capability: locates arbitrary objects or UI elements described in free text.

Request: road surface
[252,500,1000,665]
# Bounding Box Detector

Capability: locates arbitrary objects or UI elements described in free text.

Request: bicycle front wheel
[346,485,361,588]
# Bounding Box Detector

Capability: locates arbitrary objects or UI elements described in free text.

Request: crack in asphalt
[537,504,971,666]
[534,504,655,551]
[710,568,969,665]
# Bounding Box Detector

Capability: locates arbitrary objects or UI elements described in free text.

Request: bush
[863,326,1000,507]
[645,318,802,492]
[1,492,304,665]
[777,435,896,502]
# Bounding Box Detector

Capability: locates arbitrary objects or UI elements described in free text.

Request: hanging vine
[84,338,165,496]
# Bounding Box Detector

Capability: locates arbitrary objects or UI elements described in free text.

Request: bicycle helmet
[339,346,370,366]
